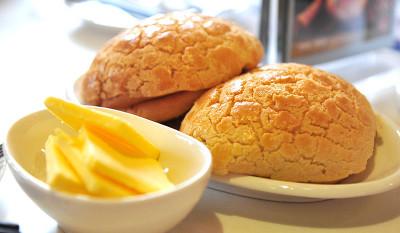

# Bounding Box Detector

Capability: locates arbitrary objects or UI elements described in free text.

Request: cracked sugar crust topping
[79,12,264,106]
[180,63,377,183]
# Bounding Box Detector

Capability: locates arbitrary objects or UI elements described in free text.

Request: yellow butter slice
[44,135,86,194]
[80,127,174,194]
[54,129,136,197]
[44,97,159,159]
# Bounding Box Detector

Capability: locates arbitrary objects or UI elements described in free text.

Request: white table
[1,1,400,232]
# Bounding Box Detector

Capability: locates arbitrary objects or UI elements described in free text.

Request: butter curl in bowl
[181,63,377,183]
[76,11,263,122]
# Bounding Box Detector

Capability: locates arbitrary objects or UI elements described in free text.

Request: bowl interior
[6,108,211,187]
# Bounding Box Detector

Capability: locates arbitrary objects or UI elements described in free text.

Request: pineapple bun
[77,11,263,122]
[180,63,376,183]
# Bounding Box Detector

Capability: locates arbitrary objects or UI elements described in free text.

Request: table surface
[1,1,400,233]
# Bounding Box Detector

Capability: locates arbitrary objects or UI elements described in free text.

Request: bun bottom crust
[75,76,204,122]
[124,90,205,122]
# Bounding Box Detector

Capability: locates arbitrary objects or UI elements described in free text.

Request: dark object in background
[260,0,397,64]
[0,146,19,232]
[0,220,20,233]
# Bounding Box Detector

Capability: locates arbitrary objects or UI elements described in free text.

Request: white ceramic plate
[66,77,82,105]
[67,1,139,32]
[209,113,400,202]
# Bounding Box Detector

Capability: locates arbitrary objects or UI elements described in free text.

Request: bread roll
[180,63,376,183]
[77,11,264,122]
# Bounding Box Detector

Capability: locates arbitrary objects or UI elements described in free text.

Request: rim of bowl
[4,109,212,205]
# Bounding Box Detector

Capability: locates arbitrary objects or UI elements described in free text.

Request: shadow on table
[208,186,400,229]
[169,192,223,233]
[55,227,66,233]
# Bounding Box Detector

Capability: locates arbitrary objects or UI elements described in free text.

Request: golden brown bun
[78,11,263,122]
[180,63,376,183]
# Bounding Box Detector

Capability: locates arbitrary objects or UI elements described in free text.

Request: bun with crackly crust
[180,63,376,183]
[77,11,264,122]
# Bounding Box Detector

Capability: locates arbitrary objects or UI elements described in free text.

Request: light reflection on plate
[66,77,84,105]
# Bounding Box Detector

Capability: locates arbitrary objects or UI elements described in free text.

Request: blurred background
[0,0,399,76]
[0,0,399,137]
[1,0,399,77]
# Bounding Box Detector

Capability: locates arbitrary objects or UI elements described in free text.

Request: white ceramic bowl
[4,107,212,233]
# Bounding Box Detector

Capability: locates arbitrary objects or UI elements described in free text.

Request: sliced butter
[54,129,136,197]
[80,127,174,194]
[44,135,86,194]
[44,97,159,159]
